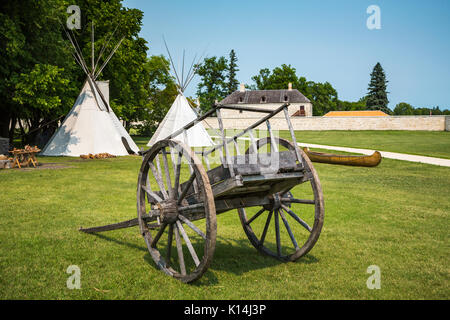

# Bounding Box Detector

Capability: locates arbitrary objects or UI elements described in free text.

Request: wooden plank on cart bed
[212,175,243,197]
[206,151,300,180]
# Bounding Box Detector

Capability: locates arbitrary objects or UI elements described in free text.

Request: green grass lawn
[0,136,449,299]
[280,130,450,159]
[207,130,450,159]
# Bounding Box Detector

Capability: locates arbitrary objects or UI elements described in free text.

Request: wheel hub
[265,193,282,211]
[157,199,178,224]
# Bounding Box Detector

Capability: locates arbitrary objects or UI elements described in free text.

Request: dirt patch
[5,162,74,171]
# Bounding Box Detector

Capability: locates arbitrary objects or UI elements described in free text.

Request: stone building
[219,83,312,118]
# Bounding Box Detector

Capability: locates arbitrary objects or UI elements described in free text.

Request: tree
[196,56,228,112]
[250,64,337,115]
[307,81,338,116]
[226,49,239,95]
[366,62,390,114]
[137,55,177,136]
[0,0,155,147]
[12,64,75,145]
[251,64,308,92]
[337,97,367,111]
[393,102,415,115]
[0,0,77,145]
[73,0,152,132]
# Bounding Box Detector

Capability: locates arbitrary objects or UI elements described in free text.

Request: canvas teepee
[41,22,139,157]
[147,42,213,148]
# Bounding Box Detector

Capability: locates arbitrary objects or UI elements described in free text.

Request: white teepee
[147,94,213,147]
[41,22,139,157]
[147,42,213,148]
[41,80,139,156]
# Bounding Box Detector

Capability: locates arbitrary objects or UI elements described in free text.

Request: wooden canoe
[302,147,382,167]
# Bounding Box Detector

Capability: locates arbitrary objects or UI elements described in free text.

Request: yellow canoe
[303,147,382,167]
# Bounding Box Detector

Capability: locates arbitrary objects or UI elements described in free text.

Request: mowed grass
[279,130,450,159]
[0,137,449,299]
[207,130,450,158]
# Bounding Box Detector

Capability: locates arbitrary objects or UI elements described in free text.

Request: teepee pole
[182,51,205,92]
[181,49,185,90]
[163,36,182,90]
[62,25,90,76]
[91,21,95,72]
[94,24,119,73]
[95,37,124,80]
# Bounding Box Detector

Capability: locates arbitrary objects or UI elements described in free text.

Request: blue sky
[123,0,450,109]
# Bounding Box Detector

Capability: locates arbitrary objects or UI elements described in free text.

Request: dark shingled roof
[220,89,310,105]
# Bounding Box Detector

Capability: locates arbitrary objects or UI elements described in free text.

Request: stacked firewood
[80,153,116,159]
[23,145,41,153]
[9,145,40,154]
[0,155,11,168]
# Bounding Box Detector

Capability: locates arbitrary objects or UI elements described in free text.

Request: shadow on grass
[88,232,147,253]
[212,235,320,270]
[85,231,319,287]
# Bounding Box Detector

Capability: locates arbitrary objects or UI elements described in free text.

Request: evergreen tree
[196,56,228,112]
[226,49,239,94]
[366,62,390,114]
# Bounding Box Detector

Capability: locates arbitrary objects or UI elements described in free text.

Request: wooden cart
[80,103,324,283]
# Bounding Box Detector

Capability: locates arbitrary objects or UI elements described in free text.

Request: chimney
[288,82,292,91]
[239,83,245,92]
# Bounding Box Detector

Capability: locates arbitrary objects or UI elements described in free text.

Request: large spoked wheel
[238,137,324,261]
[137,139,216,283]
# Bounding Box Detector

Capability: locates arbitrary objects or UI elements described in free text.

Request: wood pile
[23,145,41,153]
[0,154,12,169]
[80,153,116,159]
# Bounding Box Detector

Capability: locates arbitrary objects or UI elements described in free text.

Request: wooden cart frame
[80,103,324,283]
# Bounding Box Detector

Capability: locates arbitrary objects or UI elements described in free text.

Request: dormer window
[260,96,266,103]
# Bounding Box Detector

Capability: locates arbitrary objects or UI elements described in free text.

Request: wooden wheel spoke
[246,207,265,225]
[176,221,200,267]
[178,214,206,240]
[177,172,196,205]
[274,209,281,256]
[150,223,167,248]
[237,137,324,263]
[155,154,169,199]
[188,160,199,194]
[174,224,186,275]
[173,151,182,199]
[166,224,174,264]
[279,209,299,250]
[162,148,174,199]
[149,161,168,199]
[141,184,163,204]
[259,210,273,247]
[138,140,217,282]
[281,204,312,232]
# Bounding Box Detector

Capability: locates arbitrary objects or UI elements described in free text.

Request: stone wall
[0,137,9,155]
[202,115,449,131]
